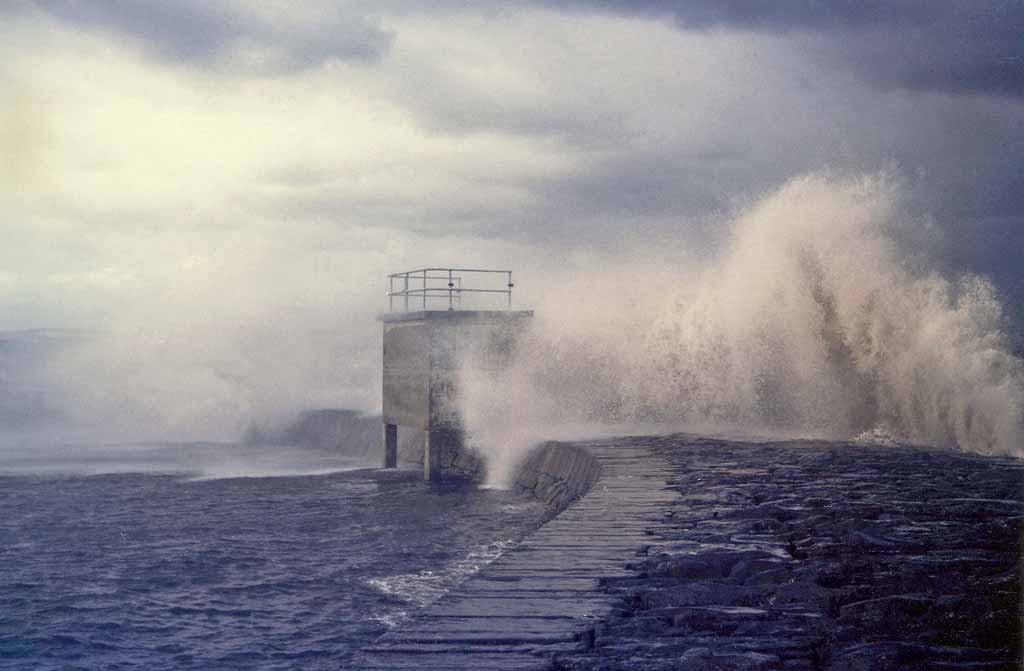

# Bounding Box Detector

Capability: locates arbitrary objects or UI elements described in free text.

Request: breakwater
[356,435,1023,671]
[355,439,677,670]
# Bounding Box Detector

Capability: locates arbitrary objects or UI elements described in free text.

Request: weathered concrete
[380,310,532,480]
[383,423,397,468]
[511,442,603,513]
[381,315,432,431]
[354,441,679,669]
[424,426,463,481]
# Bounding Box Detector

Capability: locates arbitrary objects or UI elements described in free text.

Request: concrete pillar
[424,427,459,481]
[424,428,439,481]
[383,423,397,468]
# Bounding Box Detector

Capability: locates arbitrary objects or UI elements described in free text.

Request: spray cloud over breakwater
[460,171,1024,485]
[4,170,1021,477]
[0,232,531,448]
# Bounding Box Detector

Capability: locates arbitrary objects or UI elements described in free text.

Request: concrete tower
[380,268,532,481]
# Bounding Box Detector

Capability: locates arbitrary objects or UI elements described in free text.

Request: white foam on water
[366,538,518,610]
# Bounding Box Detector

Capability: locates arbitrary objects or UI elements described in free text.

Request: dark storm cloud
[16,1,1021,93]
[539,0,1024,97]
[5,0,1021,331]
[519,148,750,242]
[6,1,393,72]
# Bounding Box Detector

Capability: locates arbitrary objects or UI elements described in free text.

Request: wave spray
[460,171,1024,485]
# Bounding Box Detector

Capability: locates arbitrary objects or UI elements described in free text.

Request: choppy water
[0,447,546,670]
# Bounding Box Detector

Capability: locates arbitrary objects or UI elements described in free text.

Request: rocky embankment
[554,438,1023,671]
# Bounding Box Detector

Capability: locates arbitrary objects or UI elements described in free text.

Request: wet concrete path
[354,441,678,670]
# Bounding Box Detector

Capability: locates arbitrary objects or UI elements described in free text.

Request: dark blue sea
[0,330,547,668]
[0,444,546,670]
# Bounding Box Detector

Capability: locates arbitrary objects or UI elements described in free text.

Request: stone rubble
[554,438,1023,671]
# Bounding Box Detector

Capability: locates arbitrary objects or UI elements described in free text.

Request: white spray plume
[460,171,1024,487]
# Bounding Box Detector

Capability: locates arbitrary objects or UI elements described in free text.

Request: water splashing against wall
[460,171,1024,485]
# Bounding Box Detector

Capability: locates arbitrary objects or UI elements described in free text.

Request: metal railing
[387,268,514,312]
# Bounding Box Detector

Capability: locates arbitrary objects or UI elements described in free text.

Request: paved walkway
[354,441,678,670]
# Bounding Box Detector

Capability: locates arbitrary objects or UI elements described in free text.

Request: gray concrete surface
[354,440,678,669]
[380,310,532,480]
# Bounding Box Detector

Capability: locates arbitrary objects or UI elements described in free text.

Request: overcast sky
[2,1,1022,332]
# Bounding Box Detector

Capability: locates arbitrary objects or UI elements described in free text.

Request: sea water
[0,447,546,670]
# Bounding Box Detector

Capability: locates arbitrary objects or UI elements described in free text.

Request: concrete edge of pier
[355,439,677,670]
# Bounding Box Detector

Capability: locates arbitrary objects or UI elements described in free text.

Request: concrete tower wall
[380,310,533,480]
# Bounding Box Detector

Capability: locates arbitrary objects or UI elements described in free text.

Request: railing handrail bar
[388,267,511,278]
[391,275,465,282]
[386,267,514,312]
[445,268,511,273]
[388,288,510,295]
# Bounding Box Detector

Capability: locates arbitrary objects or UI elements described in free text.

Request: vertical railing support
[448,269,454,311]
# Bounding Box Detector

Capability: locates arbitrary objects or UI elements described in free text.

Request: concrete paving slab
[352,442,677,670]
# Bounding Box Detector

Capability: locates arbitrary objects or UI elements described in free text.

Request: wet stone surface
[554,437,1024,671]
[354,441,678,670]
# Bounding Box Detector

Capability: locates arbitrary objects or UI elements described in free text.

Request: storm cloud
[3,1,394,72]
[538,0,1024,97]
[2,2,1022,335]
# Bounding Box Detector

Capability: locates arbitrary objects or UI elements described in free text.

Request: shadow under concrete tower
[380,268,532,481]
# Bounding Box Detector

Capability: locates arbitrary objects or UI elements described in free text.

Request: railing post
[403,273,409,312]
[448,269,454,311]
[507,271,513,308]
[389,275,394,312]
[423,269,427,310]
